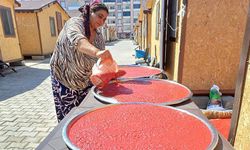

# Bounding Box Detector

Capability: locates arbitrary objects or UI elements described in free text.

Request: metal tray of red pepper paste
[62,103,218,150]
[92,78,193,105]
[118,65,163,78]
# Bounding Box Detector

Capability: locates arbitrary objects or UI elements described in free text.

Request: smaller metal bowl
[118,65,164,79]
[92,78,193,105]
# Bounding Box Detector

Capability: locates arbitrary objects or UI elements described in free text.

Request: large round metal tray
[118,65,163,78]
[92,78,193,105]
[62,103,218,150]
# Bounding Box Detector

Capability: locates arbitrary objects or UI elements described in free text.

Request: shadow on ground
[0,65,50,101]
[105,39,121,46]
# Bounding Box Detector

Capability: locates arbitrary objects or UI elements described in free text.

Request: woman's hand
[96,50,113,63]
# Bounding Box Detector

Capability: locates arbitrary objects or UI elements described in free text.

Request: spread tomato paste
[67,104,212,149]
[119,66,161,78]
[100,79,191,103]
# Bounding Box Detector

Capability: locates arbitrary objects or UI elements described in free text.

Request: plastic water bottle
[207,84,225,111]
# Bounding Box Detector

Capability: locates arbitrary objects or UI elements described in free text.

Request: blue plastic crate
[135,50,146,59]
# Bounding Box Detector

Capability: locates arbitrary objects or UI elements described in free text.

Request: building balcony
[123,16,130,18]
[123,30,131,33]
[123,23,131,26]
[123,8,130,11]
[123,1,130,4]
[108,16,116,19]
[103,0,116,3]
[107,24,116,27]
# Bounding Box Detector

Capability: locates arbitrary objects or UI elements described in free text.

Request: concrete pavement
[0,39,137,149]
[106,39,137,65]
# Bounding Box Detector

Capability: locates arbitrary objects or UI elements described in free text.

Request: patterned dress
[50,15,105,122]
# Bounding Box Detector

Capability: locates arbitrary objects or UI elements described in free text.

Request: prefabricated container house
[0,0,22,63]
[229,3,250,148]
[160,0,248,94]
[15,0,70,57]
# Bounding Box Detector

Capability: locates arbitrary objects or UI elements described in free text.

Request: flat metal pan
[118,65,163,78]
[92,78,193,105]
[62,103,218,150]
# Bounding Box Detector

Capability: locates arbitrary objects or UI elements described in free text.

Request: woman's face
[90,10,108,30]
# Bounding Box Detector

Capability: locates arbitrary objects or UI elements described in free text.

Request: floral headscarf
[90,0,101,6]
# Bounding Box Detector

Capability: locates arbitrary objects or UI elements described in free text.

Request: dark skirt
[50,72,91,122]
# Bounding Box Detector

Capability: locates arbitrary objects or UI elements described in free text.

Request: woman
[50,1,110,122]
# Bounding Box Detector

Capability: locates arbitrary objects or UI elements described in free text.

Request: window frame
[49,16,56,37]
[133,4,140,9]
[103,0,116,2]
[56,11,63,34]
[155,2,160,40]
[123,11,131,16]
[0,5,16,37]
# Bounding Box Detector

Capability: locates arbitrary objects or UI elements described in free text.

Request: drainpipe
[159,0,166,69]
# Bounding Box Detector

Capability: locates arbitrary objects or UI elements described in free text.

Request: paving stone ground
[0,58,57,150]
[0,39,137,149]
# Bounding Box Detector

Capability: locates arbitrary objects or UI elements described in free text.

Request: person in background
[50,0,110,122]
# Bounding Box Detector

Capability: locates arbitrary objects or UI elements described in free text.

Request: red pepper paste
[119,66,161,78]
[100,79,191,103]
[67,104,212,149]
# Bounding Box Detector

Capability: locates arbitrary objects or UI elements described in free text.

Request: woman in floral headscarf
[50,0,110,122]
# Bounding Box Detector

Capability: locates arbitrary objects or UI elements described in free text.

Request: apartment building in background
[58,0,140,39]
[104,0,140,38]
[57,0,89,17]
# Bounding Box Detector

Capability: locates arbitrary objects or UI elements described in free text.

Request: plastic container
[90,58,118,88]
[135,49,146,59]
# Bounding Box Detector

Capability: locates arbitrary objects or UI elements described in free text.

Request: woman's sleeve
[95,29,105,50]
[65,17,87,47]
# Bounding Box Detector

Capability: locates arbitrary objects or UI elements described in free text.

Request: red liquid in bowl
[100,79,191,103]
[67,104,213,149]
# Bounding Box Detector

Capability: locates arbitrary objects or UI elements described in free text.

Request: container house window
[0,6,15,37]
[155,2,160,40]
[49,17,56,36]
[56,12,63,34]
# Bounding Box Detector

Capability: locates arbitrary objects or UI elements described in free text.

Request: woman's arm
[78,38,112,60]
[77,38,99,57]
[65,18,112,60]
